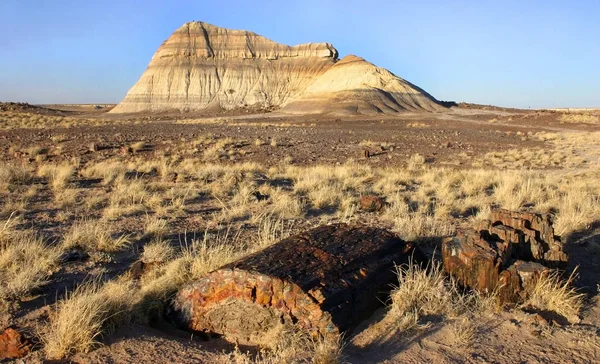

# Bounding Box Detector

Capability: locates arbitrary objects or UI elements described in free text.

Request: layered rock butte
[111,21,443,114]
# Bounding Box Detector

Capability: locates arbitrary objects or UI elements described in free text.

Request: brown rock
[120,146,133,155]
[442,229,510,294]
[169,224,420,346]
[443,209,568,303]
[485,209,568,267]
[0,328,31,360]
[359,195,386,212]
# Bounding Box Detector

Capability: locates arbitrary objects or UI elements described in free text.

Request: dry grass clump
[103,179,149,218]
[81,160,128,185]
[266,188,306,219]
[559,112,599,124]
[130,141,149,153]
[0,163,33,187]
[0,219,60,302]
[184,230,245,281]
[143,216,169,239]
[220,326,343,364]
[203,137,236,161]
[253,215,293,251]
[0,110,127,130]
[524,270,585,324]
[37,163,75,190]
[383,193,454,241]
[43,278,134,359]
[474,148,583,169]
[62,219,130,252]
[390,260,457,325]
[446,317,478,347]
[354,259,481,346]
[284,164,370,211]
[407,153,426,170]
[406,122,429,128]
[141,239,174,264]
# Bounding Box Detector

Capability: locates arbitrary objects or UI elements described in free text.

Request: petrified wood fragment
[359,195,386,212]
[170,224,419,345]
[442,210,567,303]
[0,328,31,360]
[485,209,567,266]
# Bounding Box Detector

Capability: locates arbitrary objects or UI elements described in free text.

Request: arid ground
[1,103,599,363]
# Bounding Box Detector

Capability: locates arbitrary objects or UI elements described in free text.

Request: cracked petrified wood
[169,224,419,345]
[442,209,567,303]
[0,328,31,360]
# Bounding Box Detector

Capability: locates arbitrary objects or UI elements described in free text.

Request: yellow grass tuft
[38,163,75,190]
[62,219,130,252]
[0,221,59,301]
[524,270,585,323]
[43,278,134,359]
[141,239,174,264]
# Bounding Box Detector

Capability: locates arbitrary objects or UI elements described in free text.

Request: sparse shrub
[141,239,174,264]
[0,221,60,302]
[143,216,169,239]
[0,163,33,186]
[559,113,599,124]
[43,278,134,359]
[524,270,584,323]
[62,219,130,252]
[390,260,456,321]
[81,160,128,185]
[407,153,426,170]
[38,163,75,190]
[130,141,149,153]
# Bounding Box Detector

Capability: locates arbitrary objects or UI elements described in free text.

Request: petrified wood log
[485,209,567,266]
[169,224,420,345]
[442,209,567,303]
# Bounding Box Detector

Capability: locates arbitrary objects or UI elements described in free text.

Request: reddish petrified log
[442,210,567,303]
[0,328,31,360]
[359,195,386,212]
[485,209,567,266]
[170,224,420,345]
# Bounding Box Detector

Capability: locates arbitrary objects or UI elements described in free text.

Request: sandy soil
[1,104,599,363]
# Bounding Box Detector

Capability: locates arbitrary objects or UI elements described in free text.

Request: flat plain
[1,102,600,363]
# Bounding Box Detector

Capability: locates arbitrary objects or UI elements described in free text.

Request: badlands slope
[111,21,443,114]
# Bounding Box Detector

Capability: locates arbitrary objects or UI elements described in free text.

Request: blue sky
[1,0,598,108]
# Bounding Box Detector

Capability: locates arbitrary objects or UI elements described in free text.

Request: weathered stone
[485,209,567,266]
[359,195,386,212]
[443,210,568,303]
[497,260,549,303]
[442,229,510,293]
[0,328,31,360]
[169,224,420,346]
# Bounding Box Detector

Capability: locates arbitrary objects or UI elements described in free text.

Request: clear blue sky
[1,0,598,108]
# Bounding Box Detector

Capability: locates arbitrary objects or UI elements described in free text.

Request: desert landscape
[1,20,600,364]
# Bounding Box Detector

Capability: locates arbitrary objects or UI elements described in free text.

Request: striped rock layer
[112,21,443,114]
